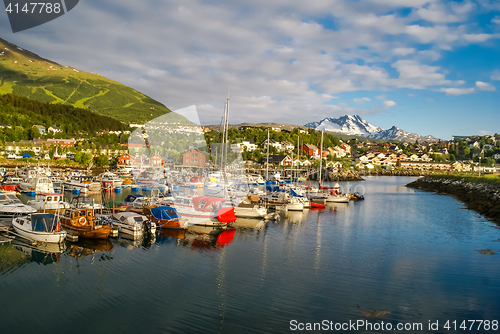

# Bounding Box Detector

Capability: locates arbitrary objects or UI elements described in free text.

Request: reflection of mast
[216,245,227,326]
[314,209,322,272]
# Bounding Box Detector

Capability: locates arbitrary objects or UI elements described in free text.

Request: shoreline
[406,175,500,225]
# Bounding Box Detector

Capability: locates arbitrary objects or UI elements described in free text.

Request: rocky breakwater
[407,175,500,225]
[368,170,427,176]
[326,170,364,182]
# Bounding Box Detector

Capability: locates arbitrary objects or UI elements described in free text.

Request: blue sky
[1,0,500,139]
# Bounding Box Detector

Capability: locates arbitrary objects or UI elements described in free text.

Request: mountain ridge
[0,36,171,123]
[305,115,439,142]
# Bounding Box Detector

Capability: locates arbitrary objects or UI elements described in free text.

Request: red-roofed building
[149,154,164,166]
[183,149,206,166]
[300,144,319,158]
[118,154,132,165]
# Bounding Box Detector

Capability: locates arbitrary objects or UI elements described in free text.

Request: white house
[48,126,63,134]
[241,140,257,151]
[280,141,295,151]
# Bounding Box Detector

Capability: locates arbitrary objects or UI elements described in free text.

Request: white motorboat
[12,213,67,243]
[231,195,267,218]
[27,193,70,213]
[64,175,100,192]
[18,176,54,194]
[0,193,37,219]
[99,172,124,189]
[108,212,156,238]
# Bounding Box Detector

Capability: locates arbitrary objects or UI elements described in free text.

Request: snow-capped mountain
[305,115,438,142]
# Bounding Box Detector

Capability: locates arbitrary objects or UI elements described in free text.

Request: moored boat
[0,193,37,219]
[108,212,156,238]
[59,208,113,239]
[130,205,187,229]
[27,193,70,213]
[12,213,67,243]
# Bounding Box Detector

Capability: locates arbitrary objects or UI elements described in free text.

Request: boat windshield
[150,206,181,220]
[31,213,58,232]
[0,194,21,203]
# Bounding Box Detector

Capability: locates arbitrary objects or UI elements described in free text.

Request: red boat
[310,202,326,209]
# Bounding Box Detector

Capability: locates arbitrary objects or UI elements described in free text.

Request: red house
[300,144,319,158]
[183,149,206,166]
[149,154,164,166]
[118,154,132,165]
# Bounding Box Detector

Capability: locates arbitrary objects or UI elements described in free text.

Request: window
[191,159,198,163]
[191,152,198,157]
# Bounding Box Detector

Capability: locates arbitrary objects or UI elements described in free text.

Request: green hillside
[0,37,171,123]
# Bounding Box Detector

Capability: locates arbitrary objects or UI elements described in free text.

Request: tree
[94,154,109,167]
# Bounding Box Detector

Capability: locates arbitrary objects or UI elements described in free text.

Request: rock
[477,249,497,255]
[362,310,391,317]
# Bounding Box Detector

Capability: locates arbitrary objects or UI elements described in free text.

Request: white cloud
[353,97,371,105]
[383,100,397,108]
[1,0,496,126]
[392,60,464,89]
[437,88,475,95]
[393,47,416,56]
[476,81,496,91]
[491,70,500,81]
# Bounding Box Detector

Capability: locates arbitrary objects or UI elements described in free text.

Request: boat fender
[79,217,87,226]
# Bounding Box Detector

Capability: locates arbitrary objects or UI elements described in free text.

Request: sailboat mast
[319,130,323,182]
[266,129,270,180]
[296,135,299,180]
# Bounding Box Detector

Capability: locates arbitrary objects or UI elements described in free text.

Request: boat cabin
[192,196,226,213]
[62,209,94,227]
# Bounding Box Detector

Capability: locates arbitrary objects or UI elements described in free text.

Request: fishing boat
[12,213,67,243]
[59,208,113,239]
[27,193,70,213]
[130,205,187,229]
[0,193,37,219]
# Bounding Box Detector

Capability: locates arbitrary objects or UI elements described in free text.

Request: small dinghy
[12,213,67,243]
[310,202,326,209]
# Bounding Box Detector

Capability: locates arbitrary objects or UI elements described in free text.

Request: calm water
[1,176,500,334]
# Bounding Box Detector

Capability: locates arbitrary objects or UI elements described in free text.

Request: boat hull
[12,221,67,243]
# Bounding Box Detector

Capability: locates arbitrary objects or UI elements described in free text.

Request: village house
[267,155,292,166]
[261,138,282,151]
[300,144,319,158]
[48,126,63,134]
[182,148,206,166]
[281,141,295,152]
[240,139,257,151]
[149,154,164,166]
[118,154,132,165]
[32,125,46,134]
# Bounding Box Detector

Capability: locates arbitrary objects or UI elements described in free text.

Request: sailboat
[314,130,349,203]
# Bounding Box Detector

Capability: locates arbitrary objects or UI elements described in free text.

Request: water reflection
[67,239,113,258]
[2,177,500,334]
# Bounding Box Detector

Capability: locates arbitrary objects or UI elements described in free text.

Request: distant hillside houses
[261,139,295,152]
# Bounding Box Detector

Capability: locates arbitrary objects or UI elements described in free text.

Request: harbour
[1,176,499,333]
